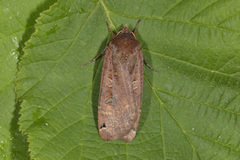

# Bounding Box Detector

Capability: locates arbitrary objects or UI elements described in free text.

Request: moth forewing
[98,21,143,142]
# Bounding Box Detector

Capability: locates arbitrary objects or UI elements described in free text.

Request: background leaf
[0,0,56,159]
[16,0,240,159]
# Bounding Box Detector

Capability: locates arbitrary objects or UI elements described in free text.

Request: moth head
[117,24,136,38]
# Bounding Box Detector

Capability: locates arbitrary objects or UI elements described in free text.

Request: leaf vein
[156,88,240,116]
[19,2,99,99]
[189,0,219,21]
[143,48,237,77]
[24,84,91,131]
[104,10,240,34]
[144,75,204,160]
[161,0,184,17]
[189,132,240,152]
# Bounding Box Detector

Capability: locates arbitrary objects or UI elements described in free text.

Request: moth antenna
[81,47,107,67]
[133,18,142,36]
[105,21,116,37]
[144,59,160,73]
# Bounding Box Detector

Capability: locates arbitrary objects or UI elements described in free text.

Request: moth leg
[133,18,142,36]
[81,47,107,67]
[105,21,116,37]
[144,58,160,73]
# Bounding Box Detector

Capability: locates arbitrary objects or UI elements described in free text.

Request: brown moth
[82,19,158,142]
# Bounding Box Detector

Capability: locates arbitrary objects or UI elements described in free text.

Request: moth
[82,19,158,142]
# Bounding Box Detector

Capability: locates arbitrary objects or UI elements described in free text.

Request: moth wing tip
[120,129,136,142]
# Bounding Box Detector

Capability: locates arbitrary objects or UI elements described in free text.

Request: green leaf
[16,0,240,159]
[0,0,56,159]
